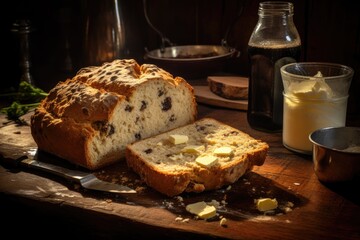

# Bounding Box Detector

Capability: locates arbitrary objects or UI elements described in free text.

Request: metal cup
[309,126,360,182]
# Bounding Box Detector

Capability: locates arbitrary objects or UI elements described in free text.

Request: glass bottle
[247,1,301,132]
[81,0,127,66]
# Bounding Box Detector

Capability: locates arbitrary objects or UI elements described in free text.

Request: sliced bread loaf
[31,59,197,170]
[125,118,269,197]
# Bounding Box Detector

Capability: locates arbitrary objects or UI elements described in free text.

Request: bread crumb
[208,199,220,208]
[175,196,184,202]
[135,186,146,193]
[121,176,129,182]
[162,200,175,209]
[220,217,227,226]
[283,207,292,213]
[279,201,294,213]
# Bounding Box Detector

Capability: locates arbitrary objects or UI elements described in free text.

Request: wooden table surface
[1,102,359,240]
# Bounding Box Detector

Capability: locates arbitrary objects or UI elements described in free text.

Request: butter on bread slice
[125,118,269,197]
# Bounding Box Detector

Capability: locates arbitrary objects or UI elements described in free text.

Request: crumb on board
[219,217,227,226]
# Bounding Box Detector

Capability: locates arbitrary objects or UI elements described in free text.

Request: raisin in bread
[125,118,269,197]
[30,59,197,170]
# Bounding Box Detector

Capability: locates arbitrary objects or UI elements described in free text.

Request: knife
[17,157,136,194]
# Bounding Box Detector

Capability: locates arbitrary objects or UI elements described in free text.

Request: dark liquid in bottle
[247,44,301,132]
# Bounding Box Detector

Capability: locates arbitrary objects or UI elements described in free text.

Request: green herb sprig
[0,81,48,122]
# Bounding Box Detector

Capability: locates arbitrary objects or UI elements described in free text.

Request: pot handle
[143,0,174,53]
[221,0,247,48]
[230,49,241,58]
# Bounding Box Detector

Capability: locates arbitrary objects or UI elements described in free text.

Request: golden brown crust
[31,108,95,169]
[31,77,123,170]
[125,150,192,196]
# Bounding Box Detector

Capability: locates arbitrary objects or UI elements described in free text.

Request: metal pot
[142,0,244,79]
[145,45,239,79]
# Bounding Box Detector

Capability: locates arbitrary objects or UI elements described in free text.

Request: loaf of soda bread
[30,59,197,170]
[125,118,269,197]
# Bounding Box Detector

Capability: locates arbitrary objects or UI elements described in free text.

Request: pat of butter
[169,134,189,145]
[256,198,278,212]
[195,155,218,168]
[213,146,233,156]
[186,201,217,219]
[181,145,205,154]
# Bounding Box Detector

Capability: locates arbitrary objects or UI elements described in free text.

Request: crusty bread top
[73,59,180,98]
[41,59,191,123]
[42,79,122,122]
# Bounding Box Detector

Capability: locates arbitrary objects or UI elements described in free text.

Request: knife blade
[18,157,136,194]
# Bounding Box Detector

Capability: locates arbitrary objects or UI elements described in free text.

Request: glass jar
[247,1,301,132]
[281,62,353,154]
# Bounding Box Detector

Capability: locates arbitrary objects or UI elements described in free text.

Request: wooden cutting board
[0,111,303,236]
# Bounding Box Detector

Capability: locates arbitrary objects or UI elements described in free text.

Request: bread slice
[208,76,248,100]
[126,118,269,197]
[31,59,197,170]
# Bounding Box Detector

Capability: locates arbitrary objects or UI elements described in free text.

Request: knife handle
[20,158,89,183]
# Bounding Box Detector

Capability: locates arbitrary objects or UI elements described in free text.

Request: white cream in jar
[282,74,348,154]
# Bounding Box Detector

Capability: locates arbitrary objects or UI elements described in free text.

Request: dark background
[2,0,360,118]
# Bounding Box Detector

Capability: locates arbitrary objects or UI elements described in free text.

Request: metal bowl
[144,45,239,79]
[309,127,360,182]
